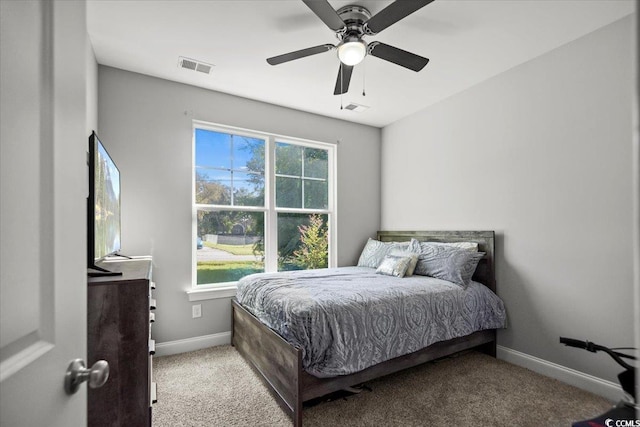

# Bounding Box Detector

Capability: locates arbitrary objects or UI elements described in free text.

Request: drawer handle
[151,382,157,404]
[150,298,156,310]
[150,281,156,290]
[149,312,155,323]
[149,339,155,355]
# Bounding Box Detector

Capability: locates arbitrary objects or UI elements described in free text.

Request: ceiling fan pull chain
[362,59,366,97]
[340,64,344,109]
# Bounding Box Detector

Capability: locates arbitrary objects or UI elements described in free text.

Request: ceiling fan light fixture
[337,40,367,66]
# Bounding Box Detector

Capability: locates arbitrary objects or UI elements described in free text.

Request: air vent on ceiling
[178,57,214,75]
[343,102,369,112]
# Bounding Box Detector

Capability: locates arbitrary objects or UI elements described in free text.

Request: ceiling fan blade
[368,42,429,72]
[365,0,435,35]
[333,63,353,95]
[302,0,345,31]
[267,44,334,65]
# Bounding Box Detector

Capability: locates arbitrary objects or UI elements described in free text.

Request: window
[193,122,335,288]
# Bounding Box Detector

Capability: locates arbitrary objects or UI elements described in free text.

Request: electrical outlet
[192,304,202,318]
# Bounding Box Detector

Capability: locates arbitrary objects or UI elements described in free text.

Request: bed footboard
[231,299,303,427]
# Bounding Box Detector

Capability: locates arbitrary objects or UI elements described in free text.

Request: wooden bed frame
[231,231,497,426]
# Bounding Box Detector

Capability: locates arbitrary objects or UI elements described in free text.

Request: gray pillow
[376,255,413,278]
[409,239,479,253]
[413,243,485,286]
[357,238,410,268]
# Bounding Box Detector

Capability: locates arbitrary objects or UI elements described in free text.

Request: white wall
[98,67,381,343]
[382,16,634,383]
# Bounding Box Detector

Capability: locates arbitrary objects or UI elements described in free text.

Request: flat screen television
[87,131,122,276]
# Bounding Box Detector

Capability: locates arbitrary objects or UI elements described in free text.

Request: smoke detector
[178,57,214,75]
[343,102,369,112]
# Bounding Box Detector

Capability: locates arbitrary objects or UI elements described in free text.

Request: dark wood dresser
[88,257,156,427]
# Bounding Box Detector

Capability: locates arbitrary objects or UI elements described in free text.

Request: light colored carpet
[153,345,612,427]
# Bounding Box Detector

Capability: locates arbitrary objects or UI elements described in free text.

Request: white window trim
[190,121,337,300]
[186,285,237,301]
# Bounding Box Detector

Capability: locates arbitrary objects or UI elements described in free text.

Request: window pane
[233,171,264,206]
[195,130,266,208]
[195,169,231,205]
[233,136,265,174]
[276,176,301,208]
[304,180,328,209]
[304,147,328,179]
[195,129,231,169]
[276,143,302,176]
[196,210,264,285]
[278,213,328,271]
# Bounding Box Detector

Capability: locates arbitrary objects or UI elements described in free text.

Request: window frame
[191,120,337,295]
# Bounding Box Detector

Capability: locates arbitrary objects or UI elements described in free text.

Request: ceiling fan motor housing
[335,5,371,65]
[336,5,372,39]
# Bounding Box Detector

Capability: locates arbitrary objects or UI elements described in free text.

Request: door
[1,1,90,425]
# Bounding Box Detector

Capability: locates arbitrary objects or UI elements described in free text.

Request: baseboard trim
[155,331,231,357]
[497,345,622,402]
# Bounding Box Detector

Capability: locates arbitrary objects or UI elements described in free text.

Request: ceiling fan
[267,0,434,95]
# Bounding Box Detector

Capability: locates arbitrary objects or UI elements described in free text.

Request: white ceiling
[87,0,634,128]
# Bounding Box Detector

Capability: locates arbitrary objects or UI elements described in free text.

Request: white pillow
[389,249,419,276]
[376,255,413,278]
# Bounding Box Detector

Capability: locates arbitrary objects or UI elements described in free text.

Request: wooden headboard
[376,230,496,293]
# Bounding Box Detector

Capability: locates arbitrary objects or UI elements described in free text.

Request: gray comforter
[236,267,506,378]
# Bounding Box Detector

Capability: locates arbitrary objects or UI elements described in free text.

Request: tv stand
[88,264,123,277]
[111,252,133,259]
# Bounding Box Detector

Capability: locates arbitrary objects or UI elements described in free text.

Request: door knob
[64,359,109,395]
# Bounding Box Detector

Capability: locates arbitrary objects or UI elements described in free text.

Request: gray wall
[381,16,634,383]
[98,66,381,343]
[86,36,98,134]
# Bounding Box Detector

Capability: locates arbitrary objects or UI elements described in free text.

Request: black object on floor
[303,384,372,408]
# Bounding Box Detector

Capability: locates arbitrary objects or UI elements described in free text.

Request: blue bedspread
[236,266,506,378]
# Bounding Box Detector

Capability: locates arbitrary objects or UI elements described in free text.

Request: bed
[231,230,504,426]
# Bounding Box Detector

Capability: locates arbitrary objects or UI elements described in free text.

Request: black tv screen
[88,131,121,268]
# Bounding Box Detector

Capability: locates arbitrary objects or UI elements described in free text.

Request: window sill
[186,285,237,302]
